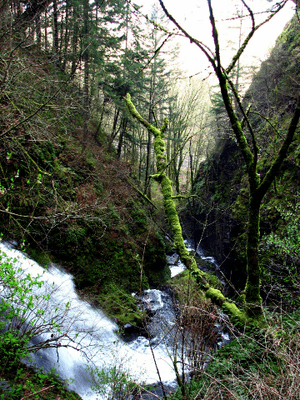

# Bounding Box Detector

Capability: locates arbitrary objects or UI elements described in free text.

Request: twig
[20,385,55,399]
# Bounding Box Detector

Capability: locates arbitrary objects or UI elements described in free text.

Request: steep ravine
[184,15,300,299]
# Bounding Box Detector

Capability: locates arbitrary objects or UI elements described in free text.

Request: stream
[0,240,229,399]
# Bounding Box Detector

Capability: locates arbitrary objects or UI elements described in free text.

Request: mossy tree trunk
[125,93,247,325]
[158,0,300,318]
[218,71,265,317]
[245,197,262,316]
[218,70,300,317]
[124,94,203,280]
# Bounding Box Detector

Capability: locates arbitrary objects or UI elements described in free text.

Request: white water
[0,242,179,399]
[167,239,220,278]
[0,239,229,399]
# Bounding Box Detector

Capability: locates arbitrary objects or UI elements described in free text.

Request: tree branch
[225,73,258,165]
[226,0,288,74]
[20,386,55,400]
[208,0,221,69]
[158,0,216,69]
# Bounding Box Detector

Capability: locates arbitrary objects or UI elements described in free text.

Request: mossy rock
[96,283,145,326]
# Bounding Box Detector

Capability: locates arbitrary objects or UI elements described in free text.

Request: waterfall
[0,238,229,399]
[167,239,221,279]
[0,242,179,399]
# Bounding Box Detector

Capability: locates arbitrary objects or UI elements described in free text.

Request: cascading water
[0,242,180,399]
[167,239,225,285]
[0,238,229,399]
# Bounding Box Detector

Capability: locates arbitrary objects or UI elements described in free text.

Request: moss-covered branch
[124,93,247,325]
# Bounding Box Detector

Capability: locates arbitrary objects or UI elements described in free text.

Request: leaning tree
[125,93,246,323]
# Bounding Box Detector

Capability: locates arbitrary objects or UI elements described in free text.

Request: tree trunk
[35,14,41,49]
[70,4,79,78]
[108,107,120,151]
[158,0,300,321]
[53,0,59,65]
[82,0,89,149]
[117,117,128,159]
[44,10,48,50]
[144,129,152,196]
[61,0,70,72]
[244,196,262,316]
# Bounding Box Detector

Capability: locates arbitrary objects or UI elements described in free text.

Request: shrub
[88,363,141,400]
[170,310,300,400]
[0,246,97,370]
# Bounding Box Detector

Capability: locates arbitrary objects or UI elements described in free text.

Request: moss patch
[168,270,206,305]
[95,283,145,326]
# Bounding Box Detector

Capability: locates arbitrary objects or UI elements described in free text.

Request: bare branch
[225,72,258,165]
[140,34,173,72]
[208,0,221,70]
[158,0,216,69]
[226,0,288,74]
[20,386,55,400]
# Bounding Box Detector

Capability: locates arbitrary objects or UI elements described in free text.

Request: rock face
[183,138,247,291]
[185,15,300,295]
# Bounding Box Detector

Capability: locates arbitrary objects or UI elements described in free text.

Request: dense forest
[0,0,299,399]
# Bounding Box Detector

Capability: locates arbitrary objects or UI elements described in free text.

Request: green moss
[204,272,223,290]
[168,270,206,305]
[125,94,251,326]
[222,301,247,325]
[205,288,248,325]
[97,283,145,326]
[26,247,51,267]
[125,94,263,327]
[205,287,226,303]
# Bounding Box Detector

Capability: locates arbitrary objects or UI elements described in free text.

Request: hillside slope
[0,45,170,325]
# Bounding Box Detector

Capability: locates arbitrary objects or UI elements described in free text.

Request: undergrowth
[170,309,300,400]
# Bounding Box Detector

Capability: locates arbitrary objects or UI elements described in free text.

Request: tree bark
[53,0,59,65]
